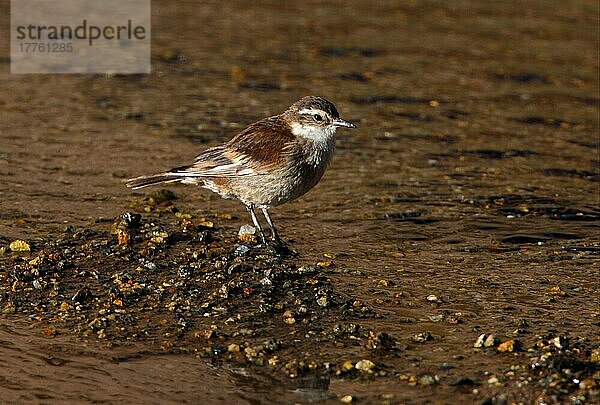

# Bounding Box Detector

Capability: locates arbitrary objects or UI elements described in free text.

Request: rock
[366,331,396,351]
[448,376,475,386]
[283,310,296,325]
[238,224,256,236]
[426,294,442,303]
[497,339,521,352]
[551,336,568,350]
[9,240,30,252]
[355,359,375,373]
[591,349,600,363]
[487,375,499,384]
[234,245,250,256]
[413,331,433,343]
[341,361,354,372]
[484,334,499,347]
[71,287,93,303]
[227,343,240,353]
[340,395,353,403]
[419,375,437,385]
[474,333,487,348]
[316,296,329,307]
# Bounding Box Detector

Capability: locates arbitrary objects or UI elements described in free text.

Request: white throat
[291,123,336,143]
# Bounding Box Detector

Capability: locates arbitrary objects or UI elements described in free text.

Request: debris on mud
[0,202,598,402]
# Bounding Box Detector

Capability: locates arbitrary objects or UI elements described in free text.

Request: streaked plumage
[126,96,356,245]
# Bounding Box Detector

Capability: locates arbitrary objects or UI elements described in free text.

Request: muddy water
[1,0,598,403]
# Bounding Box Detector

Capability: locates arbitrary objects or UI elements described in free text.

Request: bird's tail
[126,173,183,189]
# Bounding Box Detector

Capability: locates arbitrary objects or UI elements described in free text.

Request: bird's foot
[252,238,297,256]
[268,237,297,256]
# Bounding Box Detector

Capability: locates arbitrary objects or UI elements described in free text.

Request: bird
[126,96,356,246]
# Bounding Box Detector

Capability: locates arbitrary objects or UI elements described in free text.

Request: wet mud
[0,0,599,403]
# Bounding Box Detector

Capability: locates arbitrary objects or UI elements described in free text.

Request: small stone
[59,301,73,311]
[227,344,240,353]
[497,339,520,353]
[419,375,437,385]
[484,334,498,347]
[341,361,354,372]
[355,359,375,373]
[316,296,329,307]
[340,395,353,403]
[9,240,30,252]
[413,331,433,343]
[549,286,566,296]
[426,294,441,303]
[238,224,256,236]
[71,287,93,303]
[239,234,257,244]
[449,376,475,386]
[41,327,57,337]
[234,245,250,256]
[283,317,296,325]
[487,376,499,384]
[550,336,568,350]
[439,363,455,371]
[474,334,487,348]
[590,349,600,363]
[429,314,444,322]
[194,329,215,340]
[366,331,396,351]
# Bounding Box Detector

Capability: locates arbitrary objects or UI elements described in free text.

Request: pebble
[426,294,442,303]
[340,395,353,403]
[439,363,455,370]
[414,331,433,343]
[449,376,475,386]
[238,224,256,236]
[550,336,568,350]
[234,245,250,256]
[484,334,498,347]
[316,296,329,307]
[418,375,437,385]
[497,339,520,353]
[227,343,240,353]
[355,359,375,373]
[474,333,498,348]
[9,240,30,252]
[487,375,499,384]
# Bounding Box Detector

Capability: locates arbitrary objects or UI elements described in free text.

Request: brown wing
[167,115,295,178]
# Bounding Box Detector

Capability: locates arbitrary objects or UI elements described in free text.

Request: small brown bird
[126,96,356,245]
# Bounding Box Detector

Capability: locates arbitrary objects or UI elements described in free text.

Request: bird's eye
[313,114,323,122]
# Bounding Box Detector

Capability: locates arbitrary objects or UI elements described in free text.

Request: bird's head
[284,96,356,142]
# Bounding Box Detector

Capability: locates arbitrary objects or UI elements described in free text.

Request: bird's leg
[261,207,281,244]
[243,202,267,244]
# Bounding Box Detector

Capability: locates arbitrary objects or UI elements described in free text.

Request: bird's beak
[332,118,357,128]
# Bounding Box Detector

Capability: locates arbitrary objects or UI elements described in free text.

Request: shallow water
[0,0,598,402]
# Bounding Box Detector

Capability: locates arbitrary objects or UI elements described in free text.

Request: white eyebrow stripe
[298,108,324,115]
